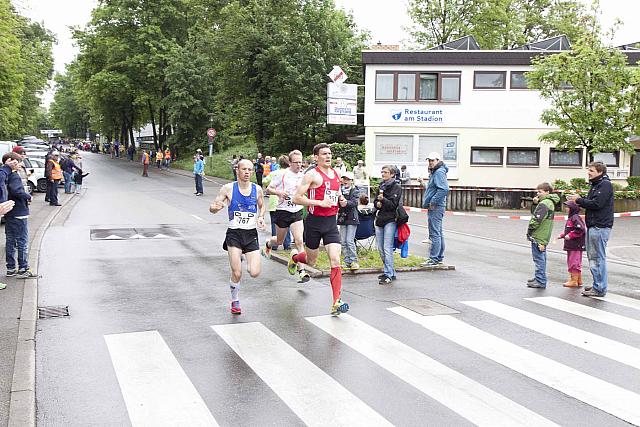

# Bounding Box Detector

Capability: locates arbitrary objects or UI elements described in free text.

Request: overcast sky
[11,0,640,106]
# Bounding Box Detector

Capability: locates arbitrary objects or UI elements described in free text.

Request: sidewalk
[0,189,79,427]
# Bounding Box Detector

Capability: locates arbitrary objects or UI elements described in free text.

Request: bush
[627,176,640,189]
[570,178,588,189]
[612,182,625,191]
[329,142,364,170]
[552,179,569,190]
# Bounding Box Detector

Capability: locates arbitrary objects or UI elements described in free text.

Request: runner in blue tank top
[210,159,266,314]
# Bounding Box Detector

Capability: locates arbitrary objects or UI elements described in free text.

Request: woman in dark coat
[374,165,402,285]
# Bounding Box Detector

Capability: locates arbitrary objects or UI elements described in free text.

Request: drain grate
[392,299,459,316]
[38,305,70,319]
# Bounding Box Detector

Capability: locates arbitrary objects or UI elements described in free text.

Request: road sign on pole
[207,128,217,138]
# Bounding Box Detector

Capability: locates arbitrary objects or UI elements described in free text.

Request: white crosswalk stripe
[211,322,392,427]
[592,293,640,311]
[104,330,219,427]
[527,296,640,334]
[389,307,640,426]
[307,314,558,427]
[463,300,640,370]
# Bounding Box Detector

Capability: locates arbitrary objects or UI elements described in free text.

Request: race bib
[284,195,296,208]
[324,189,339,206]
[232,211,256,228]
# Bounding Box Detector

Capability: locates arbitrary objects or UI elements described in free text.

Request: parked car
[23,158,47,192]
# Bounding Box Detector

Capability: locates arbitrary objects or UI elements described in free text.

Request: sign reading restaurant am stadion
[390,108,444,124]
[327,83,357,125]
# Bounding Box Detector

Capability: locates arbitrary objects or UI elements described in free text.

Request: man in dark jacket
[374,165,402,284]
[566,161,614,297]
[3,152,35,278]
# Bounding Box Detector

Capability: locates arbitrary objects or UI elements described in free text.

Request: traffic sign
[207,128,217,138]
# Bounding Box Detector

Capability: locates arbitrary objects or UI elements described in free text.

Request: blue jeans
[340,224,358,264]
[428,205,445,261]
[531,241,547,287]
[195,174,203,193]
[586,227,611,295]
[63,171,73,193]
[376,221,397,278]
[5,217,29,271]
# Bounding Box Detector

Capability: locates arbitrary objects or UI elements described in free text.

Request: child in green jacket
[526,182,560,288]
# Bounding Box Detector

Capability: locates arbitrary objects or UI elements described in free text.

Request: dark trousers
[195,174,203,193]
[256,172,263,187]
[47,179,60,204]
[142,163,149,177]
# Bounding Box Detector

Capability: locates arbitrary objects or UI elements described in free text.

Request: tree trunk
[148,100,159,151]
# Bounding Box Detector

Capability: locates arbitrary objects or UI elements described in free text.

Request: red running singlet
[307,167,340,216]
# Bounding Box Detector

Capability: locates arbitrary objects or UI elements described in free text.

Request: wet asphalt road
[34,152,640,426]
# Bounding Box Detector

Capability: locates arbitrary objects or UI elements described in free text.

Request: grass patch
[172,139,258,182]
[274,248,426,271]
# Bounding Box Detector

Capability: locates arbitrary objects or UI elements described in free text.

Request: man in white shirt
[353,160,367,180]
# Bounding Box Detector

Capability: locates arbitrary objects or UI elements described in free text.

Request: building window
[418,135,458,162]
[419,74,437,100]
[507,148,539,166]
[441,75,461,101]
[474,71,506,89]
[397,73,416,101]
[375,135,414,163]
[590,152,619,167]
[550,149,582,167]
[510,72,529,89]
[375,73,394,100]
[376,71,460,102]
[471,147,503,165]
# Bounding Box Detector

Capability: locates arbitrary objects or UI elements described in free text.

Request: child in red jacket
[557,200,586,287]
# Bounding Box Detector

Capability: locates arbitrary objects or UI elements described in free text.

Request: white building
[362,37,640,187]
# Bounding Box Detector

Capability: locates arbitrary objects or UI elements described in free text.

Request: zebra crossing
[105,294,640,427]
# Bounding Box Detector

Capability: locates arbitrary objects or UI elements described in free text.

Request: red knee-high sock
[293,251,307,264]
[330,266,342,303]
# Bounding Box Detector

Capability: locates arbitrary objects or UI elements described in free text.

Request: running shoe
[298,269,310,283]
[261,241,272,259]
[287,249,298,275]
[330,299,349,316]
[230,300,241,315]
[17,269,36,279]
[6,269,17,277]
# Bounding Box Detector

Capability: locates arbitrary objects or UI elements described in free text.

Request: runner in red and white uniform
[292,143,349,315]
[262,150,310,281]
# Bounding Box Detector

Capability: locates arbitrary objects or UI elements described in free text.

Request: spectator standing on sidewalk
[3,152,35,278]
[61,154,76,193]
[164,146,171,168]
[45,151,63,206]
[72,153,88,193]
[0,157,17,290]
[419,152,450,266]
[399,165,411,184]
[255,153,264,187]
[375,165,402,285]
[231,154,239,181]
[353,160,367,180]
[155,150,162,168]
[193,152,204,196]
[337,171,360,270]
[526,182,560,289]
[566,161,614,297]
[141,150,150,177]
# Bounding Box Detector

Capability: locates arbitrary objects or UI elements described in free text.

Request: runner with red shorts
[292,143,349,315]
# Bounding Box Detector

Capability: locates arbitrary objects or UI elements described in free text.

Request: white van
[0,141,17,157]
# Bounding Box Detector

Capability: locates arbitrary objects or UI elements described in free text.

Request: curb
[405,206,640,221]
[268,252,455,278]
[8,192,80,427]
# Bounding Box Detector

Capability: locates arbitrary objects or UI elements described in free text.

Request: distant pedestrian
[141,150,150,177]
[526,182,560,289]
[255,153,264,186]
[353,160,367,180]
[155,150,163,168]
[61,153,75,193]
[3,152,35,278]
[566,161,614,297]
[128,144,135,161]
[556,200,586,288]
[399,165,411,184]
[72,154,88,194]
[337,171,360,270]
[45,151,63,206]
[374,165,402,285]
[419,152,449,266]
[193,152,204,196]
[231,154,239,180]
[164,147,171,168]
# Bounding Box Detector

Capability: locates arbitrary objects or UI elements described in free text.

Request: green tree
[408,0,588,49]
[0,0,24,138]
[526,26,639,154]
[49,64,90,138]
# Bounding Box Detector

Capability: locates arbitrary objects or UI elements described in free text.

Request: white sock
[230,280,240,301]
